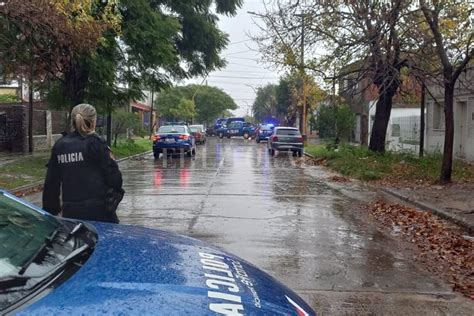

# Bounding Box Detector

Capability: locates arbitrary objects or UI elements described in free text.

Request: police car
[152,124,196,158]
[218,122,256,139]
[255,124,275,143]
[0,190,316,315]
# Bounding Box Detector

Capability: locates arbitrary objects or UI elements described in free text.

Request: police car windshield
[158,126,186,134]
[0,193,60,279]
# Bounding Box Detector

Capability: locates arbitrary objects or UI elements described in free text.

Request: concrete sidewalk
[381,184,474,234]
[303,149,474,234]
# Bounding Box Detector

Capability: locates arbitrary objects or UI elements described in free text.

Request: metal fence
[0,119,23,152]
[391,115,420,145]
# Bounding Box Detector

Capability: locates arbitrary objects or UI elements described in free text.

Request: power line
[224,49,256,56]
[206,80,273,86]
[228,39,253,45]
[211,69,276,74]
[209,74,279,79]
[226,56,262,61]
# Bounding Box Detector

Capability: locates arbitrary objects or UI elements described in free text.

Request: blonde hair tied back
[71,103,97,136]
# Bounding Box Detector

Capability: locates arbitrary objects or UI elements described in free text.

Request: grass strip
[112,138,152,159]
[305,143,474,183]
[0,138,152,190]
[0,153,50,189]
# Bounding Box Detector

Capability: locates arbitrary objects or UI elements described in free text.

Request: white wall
[368,101,422,153]
[426,97,474,162]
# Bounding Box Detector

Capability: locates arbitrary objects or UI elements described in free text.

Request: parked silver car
[267,127,304,157]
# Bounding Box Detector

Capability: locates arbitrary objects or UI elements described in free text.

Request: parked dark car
[267,127,304,157]
[0,190,316,315]
[189,125,206,144]
[255,124,275,143]
[152,125,196,158]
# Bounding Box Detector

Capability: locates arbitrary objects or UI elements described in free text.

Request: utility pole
[297,13,307,136]
[150,88,155,134]
[419,81,425,157]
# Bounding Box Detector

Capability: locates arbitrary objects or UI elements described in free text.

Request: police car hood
[21,223,315,315]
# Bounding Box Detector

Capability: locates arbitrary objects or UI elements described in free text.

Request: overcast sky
[185,0,282,117]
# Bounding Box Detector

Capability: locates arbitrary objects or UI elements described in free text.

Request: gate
[0,114,23,151]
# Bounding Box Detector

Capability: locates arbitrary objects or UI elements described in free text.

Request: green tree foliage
[417,0,473,183]
[0,0,111,151]
[315,104,355,143]
[156,85,236,123]
[275,77,295,125]
[47,0,243,112]
[252,84,277,123]
[111,110,140,147]
[254,73,324,127]
[156,96,195,122]
[0,94,20,103]
[252,1,417,152]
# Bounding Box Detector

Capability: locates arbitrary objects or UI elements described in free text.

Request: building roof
[131,101,151,112]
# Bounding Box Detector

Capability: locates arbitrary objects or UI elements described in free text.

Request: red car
[189,125,207,144]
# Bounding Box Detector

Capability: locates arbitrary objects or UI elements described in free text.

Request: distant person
[43,104,124,223]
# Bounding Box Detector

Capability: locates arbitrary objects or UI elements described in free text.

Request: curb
[116,150,152,163]
[380,187,473,234]
[10,181,44,196]
[9,150,152,196]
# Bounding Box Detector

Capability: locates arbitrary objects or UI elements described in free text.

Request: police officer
[43,103,123,223]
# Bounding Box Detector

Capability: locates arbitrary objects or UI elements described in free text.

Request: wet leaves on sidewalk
[368,201,474,299]
[13,185,44,197]
[328,175,351,183]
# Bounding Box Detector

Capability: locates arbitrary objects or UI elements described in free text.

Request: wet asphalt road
[25,136,473,314]
[117,137,473,314]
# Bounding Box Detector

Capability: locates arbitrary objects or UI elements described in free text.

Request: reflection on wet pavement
[27,137,474,314]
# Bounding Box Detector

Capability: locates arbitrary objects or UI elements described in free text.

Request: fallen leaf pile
[369,200,474,298]
[14,185,44,197]
[292,156,327,167]
[328,175,351,183]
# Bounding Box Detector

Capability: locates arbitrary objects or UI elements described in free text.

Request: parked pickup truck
[218,121,256,139]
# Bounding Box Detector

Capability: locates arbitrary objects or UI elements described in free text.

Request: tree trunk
[361,114,368,146]
[440,82,454,184]
[28,78,34,153]
[106,109,112,147]
[368,90,394,153]
[419,82,425,157]
[65,60,88,109]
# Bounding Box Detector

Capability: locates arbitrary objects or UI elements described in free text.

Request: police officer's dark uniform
[42,131,123,223]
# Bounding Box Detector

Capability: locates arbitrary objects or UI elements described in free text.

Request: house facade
[368,100,421,153]
[425,68,474,161]
[130,90,156,131]
[339,66,422,149]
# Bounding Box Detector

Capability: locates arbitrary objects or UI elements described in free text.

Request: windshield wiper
[0,276,30,290]
[18,228,59,275]
[64,222,84,242]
